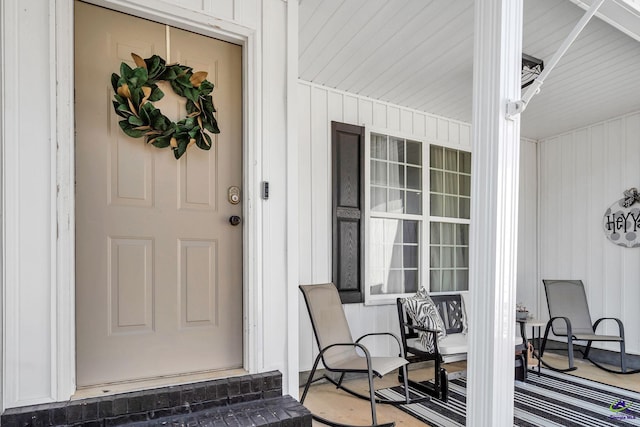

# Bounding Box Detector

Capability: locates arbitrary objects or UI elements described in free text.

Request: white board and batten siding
[538,111,640,355]
[297,81,540,370]
[297,80,472,370]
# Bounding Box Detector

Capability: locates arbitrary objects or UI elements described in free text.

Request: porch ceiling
[299,0,640,140]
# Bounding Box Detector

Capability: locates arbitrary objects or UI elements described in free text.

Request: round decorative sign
[111,53,219,159]
[603,188,640,248]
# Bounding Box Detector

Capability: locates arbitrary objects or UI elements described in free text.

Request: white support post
[467,1,522,426]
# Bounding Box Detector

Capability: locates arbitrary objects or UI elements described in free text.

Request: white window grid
[364,132,472,304]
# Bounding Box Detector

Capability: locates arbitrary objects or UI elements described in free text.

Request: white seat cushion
[408,334,524,356]
[407,333,467,356]
[438,333,469,355]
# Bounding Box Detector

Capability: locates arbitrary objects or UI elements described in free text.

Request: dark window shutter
[332,121,365,304]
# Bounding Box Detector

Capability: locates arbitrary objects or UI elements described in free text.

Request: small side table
[517,318,546,376]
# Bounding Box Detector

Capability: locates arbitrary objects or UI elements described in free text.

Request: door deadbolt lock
[228,186,241,205]
[229,215,241,226]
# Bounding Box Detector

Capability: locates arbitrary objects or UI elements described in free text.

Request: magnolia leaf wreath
[111,53,219,159]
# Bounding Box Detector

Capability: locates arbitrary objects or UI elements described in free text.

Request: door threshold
[72,367,247,400]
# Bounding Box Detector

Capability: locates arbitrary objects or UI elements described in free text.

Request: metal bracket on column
[506,100,526,120]
[505,0,606,120]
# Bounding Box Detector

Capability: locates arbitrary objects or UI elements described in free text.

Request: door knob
[229,215,241,226]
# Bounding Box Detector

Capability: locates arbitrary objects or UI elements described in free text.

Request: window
[429,146,471,292]
[366,133,471,302]
[429,222,469,292]
[368,134,423,298]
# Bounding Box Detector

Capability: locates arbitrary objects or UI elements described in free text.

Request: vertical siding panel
[538,140,548,323]
[344,305,365,350]
[240,0,259,29]
[540,137,562,329]
[570,131,589,344]
[310,87,330,282]
[343,95,359,125]
[387,106,400,131]
[379,305,394,356]
[298,83,313,284]
[297,84,313,370]
[426,116,437,141]
[589,124,606,324]
[527,141,538,316]
[209,0,234,21]
[603,120,623,345]
[559,135,573,278]
[413,112,426,137]
[373,103,387,128]
[359,99,374,127]
[541,139,562,280]
[571,130,588,290]
[437,118,449,142]
[327,91,344,123]
[516,141,537,317]
[555,135,569,278]
[448,122,460,145]
[299,292,314,371]
[550,139,563,279]
[460,124,471,148]
[400,109,413,134]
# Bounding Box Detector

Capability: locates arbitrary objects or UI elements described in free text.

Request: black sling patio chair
[540,279,640,374]
[299,283,429,427]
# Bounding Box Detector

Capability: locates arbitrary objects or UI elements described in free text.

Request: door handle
[229,215,241,226]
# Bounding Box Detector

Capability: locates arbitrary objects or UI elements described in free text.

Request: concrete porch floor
[299,353,640,426]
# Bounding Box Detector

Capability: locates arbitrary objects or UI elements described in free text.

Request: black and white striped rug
[376,368,640,426]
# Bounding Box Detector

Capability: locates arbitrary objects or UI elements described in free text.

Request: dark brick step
[1,371,310,427]
[120,395,311,427]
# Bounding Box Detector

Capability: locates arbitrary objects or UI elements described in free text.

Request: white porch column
[467,1,523,426]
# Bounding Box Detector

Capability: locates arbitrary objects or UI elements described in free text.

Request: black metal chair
[540,279,640,374]
[395,296,451,402]
[299,283,429,427]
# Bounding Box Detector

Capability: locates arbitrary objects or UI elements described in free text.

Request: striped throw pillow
[402,287,447,353]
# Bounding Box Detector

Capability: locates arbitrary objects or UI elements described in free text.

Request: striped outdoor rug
[376,368,640,426]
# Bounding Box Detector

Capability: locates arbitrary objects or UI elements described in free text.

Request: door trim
[55,0,260,399]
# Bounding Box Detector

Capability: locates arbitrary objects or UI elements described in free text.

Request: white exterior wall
[296,78,639,367]
[0,0,298,410]
[537,111,640,355]
[297,80,538,370]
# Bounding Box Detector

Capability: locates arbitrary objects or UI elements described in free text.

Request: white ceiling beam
[508,0,606,118]
[570,0,640,41]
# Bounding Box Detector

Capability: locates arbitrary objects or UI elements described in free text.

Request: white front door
[74,1,243,387]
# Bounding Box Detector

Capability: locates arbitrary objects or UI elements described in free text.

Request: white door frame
[54,0,261,398]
